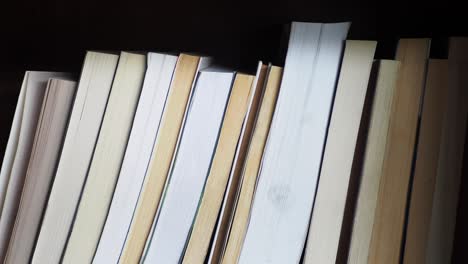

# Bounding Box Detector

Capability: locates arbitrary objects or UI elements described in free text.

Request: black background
[0,1,467,262]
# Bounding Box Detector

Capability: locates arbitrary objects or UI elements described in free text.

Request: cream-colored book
[0,71,70,261]
[426,38,468,264]
[347,60,400,264]
[119,54,206,264]
[62,52,146,264]
[5,79,76,264]
[403,60,449,264]
[182,71,256,264]
[304,40,376,264]
[221,65,282,264]
[32,52,119,264]
[368,38,430,263]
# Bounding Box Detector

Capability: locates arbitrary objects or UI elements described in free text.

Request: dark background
[0,1,467,262]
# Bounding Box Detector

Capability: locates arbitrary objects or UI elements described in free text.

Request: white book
[93,53,177,263]
[62,52,146,264]
[5,79,77,264]
[32,52,119,264]
[142,68,235,263]
[238,22,349,263]
[0,71,70,261]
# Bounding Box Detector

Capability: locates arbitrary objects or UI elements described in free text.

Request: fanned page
[141,68,234,263]
[182,71,256,264]
[304,40,376,263]
[347,60,400,264]
[0,71,70,262]
[32,52,119,264]
[5,79,77,264]
[208,63,268,264]
[93,53,177,263]
[62,52,146,264]
[426,38,468,264]
[403,60,449,264]
[119,55,206,263]
[221,65,283,264]
[238,22,350,263]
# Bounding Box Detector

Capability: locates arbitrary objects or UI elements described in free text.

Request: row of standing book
[0,21,467,264]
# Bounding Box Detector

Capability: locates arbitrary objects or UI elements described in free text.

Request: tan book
[119,54,204,264]
[368,38,430,263]
[347,60,400,264]
[62,52,146,263]
[426,38,468,264]
[207,63,268,264]
[403,60,449,264]
[304,40,376,264]
[221,65,282,264]
[182,71,256,263]
[32,52,119,264]
[4,79,76,264]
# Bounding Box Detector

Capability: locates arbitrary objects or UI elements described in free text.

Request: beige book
[403,60,449,264]
[208,64,268,264]
[304,40,376,264]
[368,38,430,264]
[182,73,255,264]
[32,52,119,264]
[62,52,146,263]
[347,60,400,264]
[426,38,468,264]
[221,66,282,264]
[5,79,77,264]
[119,54,203,264]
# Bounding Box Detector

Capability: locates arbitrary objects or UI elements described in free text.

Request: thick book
[367,39,430,263]
[93,53,177,263]
[347,60,400,264]
[403,59,449,264]
[119,54,207,263]
[304,40,376,264]
[220,65,283,264]
[0,71,70,261]
[5,79,77,264]
[182,70,257,263]
[207,63,268,264]
[62,52,146,263]
[32,52,119,264]
[239,22,349,263]
[141,67,234,263]
[426,38,468,264]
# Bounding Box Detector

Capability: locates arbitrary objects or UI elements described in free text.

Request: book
[93,53,177,263]
[62,52,146,263]
[119,54,207,263]
[0,71,70,261]
[347,60,400,264]
[403,59,449,264]
[426,38,468,264]
[220,65,283,264]
[208,63,268,264]
[5,79,77,264]
[304,40,376,264]
[239,22,350,263]
[367,38,430,263]
[141,67,234,263]
[182,69,257,263]
[32,52,119,264]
